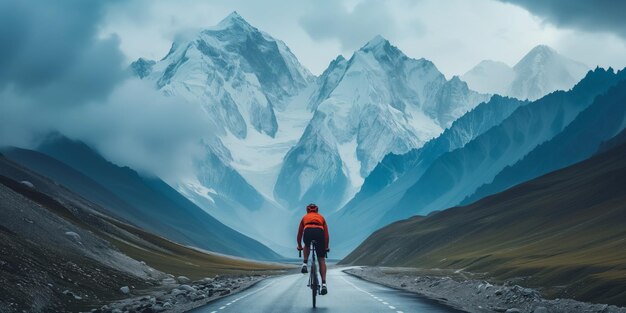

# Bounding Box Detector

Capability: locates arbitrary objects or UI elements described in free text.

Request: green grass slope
[341,142,626,306]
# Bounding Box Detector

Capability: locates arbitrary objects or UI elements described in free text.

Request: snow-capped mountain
[329,95,527,255]
[132,13,509,255]
[274,36,490,211]
[461,60,514,95]
[329,67,624,256]
[390,68,624,218]
[138,11,313,139]
[462,45,589,100]
[133,12,316,253]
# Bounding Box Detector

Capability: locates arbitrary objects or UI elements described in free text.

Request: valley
[2,4,625,313]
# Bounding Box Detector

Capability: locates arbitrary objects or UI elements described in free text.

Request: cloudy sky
[102,0,626,77]
[1,0,624,180]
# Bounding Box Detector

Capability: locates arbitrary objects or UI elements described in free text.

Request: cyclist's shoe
[301,264,308,274]
[321,283,328,295]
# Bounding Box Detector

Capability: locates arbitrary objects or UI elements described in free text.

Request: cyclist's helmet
[306,203,318,213]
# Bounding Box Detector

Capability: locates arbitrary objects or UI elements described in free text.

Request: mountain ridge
[463,45,589,100]
[341,135,626,306]
[2,136,280,260]
[465,76,626,204]
[274,35,490,211]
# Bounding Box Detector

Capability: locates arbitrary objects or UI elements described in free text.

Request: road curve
[189,268,464,313]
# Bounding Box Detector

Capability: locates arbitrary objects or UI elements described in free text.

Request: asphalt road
[189,268,464,313]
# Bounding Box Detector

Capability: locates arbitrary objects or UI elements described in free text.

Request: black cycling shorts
[303,227,326,258]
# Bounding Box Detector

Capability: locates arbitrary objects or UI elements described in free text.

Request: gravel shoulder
[344,267,626,313]
[97,274,272,313]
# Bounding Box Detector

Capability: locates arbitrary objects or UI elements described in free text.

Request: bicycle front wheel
[311,263,317,308]
[312,282,316,308]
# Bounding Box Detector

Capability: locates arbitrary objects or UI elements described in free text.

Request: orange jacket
[297,212,330,250]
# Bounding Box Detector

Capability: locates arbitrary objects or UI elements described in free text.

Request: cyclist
[297,203,330,295]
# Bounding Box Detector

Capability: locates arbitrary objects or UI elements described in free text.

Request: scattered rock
[179,284,196,292]
[119,286,130,294]
[103,275,262,313]
[62,289,82,300]
[161,277,176,284]
[191,293,206,301]
[64,231,81,242]
[20,181,35,188]
[177,276,191,284]
[533,307,548,313]
[505,309,521,313]
[140,307,155,313]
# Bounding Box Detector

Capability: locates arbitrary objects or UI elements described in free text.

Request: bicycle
[300,240,321,308]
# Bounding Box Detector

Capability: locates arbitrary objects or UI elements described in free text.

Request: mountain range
[132,13,495,250]
[274,35,490,211]
[1,136,279,260]
[465,77,626,204]
[123,12,612,257]
[341,128,626,306]
[330,67,626,255]
[330,95,527,254]
[462,45,589,100]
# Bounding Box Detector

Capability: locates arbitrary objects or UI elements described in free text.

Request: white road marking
[340,276,402,312]
[209,278,277,311]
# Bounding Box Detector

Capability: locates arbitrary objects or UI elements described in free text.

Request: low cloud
[0,0,212,180]
[299,0,399,51]
[500,0,626,40]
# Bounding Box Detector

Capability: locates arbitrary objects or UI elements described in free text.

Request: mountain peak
[528,44,557,55]
[514,44,563,71]
[526,45,559,57]
[476,59,511,68]
[358,35,406,60]
[216,11,253,30]
[362,35,389,50]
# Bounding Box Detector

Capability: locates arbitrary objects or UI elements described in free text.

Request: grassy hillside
[2,138,280,260]
[341,142,626,306]
[0,155,287,312]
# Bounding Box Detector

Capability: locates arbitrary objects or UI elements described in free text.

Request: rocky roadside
[344,267,626,313]
[91,274,268,313]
